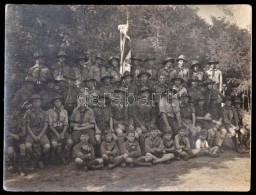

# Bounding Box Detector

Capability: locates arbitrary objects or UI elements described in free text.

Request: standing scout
[162,130,180,160]
[121,71,137,96]
[143,56,158,81]
[189,60,204,81]
[26,51,50,86]
[222,96,243,153]
[100,132,126,169]
[123,131,152,167]
[51,51,71,82]
[69,94,100,146]
[232,98,250,152]
[187,79,202,104]
[144,127,174,164]
[136,70,152,95]
[173,55,190,83]
[107,56,121,83]
[47,94,73,164]
[92,53,106,83]
[130,55,143,81]
[81,77,100,107]
[158,57,176,82]
[152,74,168,107]
[5,106,27,176]
[99,73,115,99]
[73,132,103,170]
[206,58,223,92]
[158,90,181,134]
[132,86,157,154]
[24,94,51,168]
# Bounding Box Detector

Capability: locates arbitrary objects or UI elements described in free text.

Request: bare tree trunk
[248,88,250,114]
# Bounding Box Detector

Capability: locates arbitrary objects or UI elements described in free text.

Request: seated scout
[144,127,174,164]
[69,95,101,146]
[174,126,199,160]
[24,94,51,168]
[111,87,133,153]
[72,132,104,170]
[100,131,126,169]
[179,92,200,148]
[99,74,115,99]
[162,130,180,160]
[152,74,168,110]
[232,98,250,152]
[158,90,181,134]
[195,130,219,157]
[47,94,73,164]
[136,71,152,95]
[171,77,187,100]
[132,86,156,155]
[5,106,27,176]
[123,131,152,167]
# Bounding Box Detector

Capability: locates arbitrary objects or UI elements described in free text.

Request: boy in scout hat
[205,58,223,92]
[107,56,121,83]
[51,51,71,81]
[152,74,168,107]
[173,55,190,83]
[47,94,73,164]
[143,56,158,81]
[5,106,27,175]
[158,57,176,81]
[232,98,250,152]
[92,53,106,83]
[144,127,174,164]
[171,76,187,100]
[72,132,104,170]
[158,89,181,135]
[187,78,202,104]
[189,60,204,81]
[100,131,126,169]
[26,51,50,85]
[81,77,100,106]
[99,73,115,99]
[24,94,51,168]
[130,55,143,81]
[121,71,137,96]
[123,131,152,167]
[136,70,152,95]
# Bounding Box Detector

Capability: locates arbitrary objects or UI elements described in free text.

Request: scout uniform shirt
[110,102,131,126]
[51,62,71,81]
[179,102,195,121]
[159,97,180,118]
[187,86,202,104]
[172,85,187,100]
[123,140,141,158]
[145,136,165,156]
[70,106,95,127]
[190,70,204,81]
[100,140,120,157]
[222,105,235,126]
[26,63,50,84]
[47,106,69,129]
[72,141,95,160]
[93,105,113,132]
[24,107,48,135]
[158,66,176,81]
[152,82,168,103]
[136,80,152,95]
[6,114,26,143]
[89,64,101,82]
[173,66,190,82]
[206,68,223,91]
[72,64,91,87]
[174,134,190,149]
[107,67,121,82]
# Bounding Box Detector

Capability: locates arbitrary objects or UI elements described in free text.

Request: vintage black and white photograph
[4,5,251,191]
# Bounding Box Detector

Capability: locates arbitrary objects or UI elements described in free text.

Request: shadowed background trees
[5,5,251,110]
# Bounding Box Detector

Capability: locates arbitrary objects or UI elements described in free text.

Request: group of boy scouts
[6,50,250,176]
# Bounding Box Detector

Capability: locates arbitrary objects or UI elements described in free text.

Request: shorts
[72,129,96,146]
[158,116,179,134]
[6,136,26,148]
[25,134,50,146]
[48,126,72,142]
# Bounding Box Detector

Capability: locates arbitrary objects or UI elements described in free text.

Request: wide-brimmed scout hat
[108,56,120,64]
[196,95,206,101]
[30,94,42,103]
[51,94,64,104]
[121,71,133,80]
[176,55,188,63]
[33,51,43,59]
[208,57,219,65]
[178,125,188,132]
[188,78,201,83]
[163,57,175,65]
[57,51,67,57]
[223,96,232,102]
[114,86,126,94]
[233,98,242,104]
[190,60,202,69]
[100,74,114,82]
[171,76,185,83]
[82,76,97,84]
[180,92,191,99]
[137,70,151,78]
[203,78,215,85]
[95,53,105,61]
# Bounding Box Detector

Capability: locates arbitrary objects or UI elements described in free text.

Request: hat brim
[51,97,64,104]
[100,76,113,82]
[108,57,120,63]
[176,58,188,63]
[114,89,126,94]
[163,58,175,64]
[190,64,201,69]
[121,74,133,80]
[137,72,151,78]
[208,61,219,65]
[188,79,201,83]
[171,78,185,83]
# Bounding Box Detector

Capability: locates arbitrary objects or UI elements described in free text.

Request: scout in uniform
[24,94,51,168]
[5,106,27,175]
[158,90,181,134]
[80,77,100,107]
[100,131,126,169]
[171,77,187,100]
[203,78,224,107]
[143,56,158,81]
[11,80,35,110]
[26,51,50,86]
[232,98,250,152]
[51,51,71,82]
[187,79,202,104]
[72,53,91,88]
[174,125,199,160]
[47,94,73,164]
[195,130,219,157]
[121,71,137,97]
[189,60,204,81]
[73,132,104,170]
[173,55,190,84]
[92,53,106,84]
[69,94,100,146]
[38,76,58,111]
[206,58,223,92]
[144,127,174,164]
[158,57,176,82]
[162,130,180,160]
[111,87,133,153]
[107,56,121,83]
[179,93,200,148]
[123,131,152,167]
[208,94,227,150]
[136,71,152,95]
[130,55,143,81]
[99,73,115,100]
[222,96,243,153]
[132,86,157,154]
[152,73,168,108]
